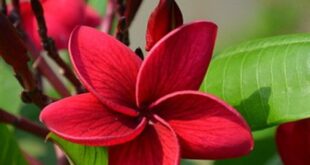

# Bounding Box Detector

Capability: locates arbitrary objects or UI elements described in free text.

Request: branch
[113,0,130,45]
[0,12,50,108]
[26,39,71,97]
[10,0,22,28]
[0,108,49,139]
[5,1,71,98]
[124,0,143,27]
[0,0,7,15]
[116,16,130,45]
[30,0,83,93]
[11,0,20,14]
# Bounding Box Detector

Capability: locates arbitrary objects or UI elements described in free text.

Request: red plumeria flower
[276,118,310,165]
[40,21,253,164]
[18,0,100,50]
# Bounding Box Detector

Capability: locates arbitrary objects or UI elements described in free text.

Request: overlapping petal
[109,118,179,165]
[276,119,310,165]
[150,91,253,159]
[40,93,146,146]
[69,26,142,116]
[136,21,217,108]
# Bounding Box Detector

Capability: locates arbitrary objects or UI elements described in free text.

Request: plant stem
[26,39,71,97]
[0,108,49,139]
[6,1,71,98]
[10,0,22,28]
[30,0,83,93]
[0,0,7,15]
[0,12,50,108]
[12,0,20,14]
[115,0,130,45]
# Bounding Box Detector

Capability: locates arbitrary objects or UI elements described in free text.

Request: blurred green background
[1,0,310,164]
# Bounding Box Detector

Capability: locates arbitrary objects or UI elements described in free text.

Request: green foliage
[0,59,23,114]
[50,134,108,165]
[0,124,27,165]
[16,104,57,165]
[202,34,310,130]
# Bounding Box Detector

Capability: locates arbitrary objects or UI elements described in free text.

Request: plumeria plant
[0,0,309,165]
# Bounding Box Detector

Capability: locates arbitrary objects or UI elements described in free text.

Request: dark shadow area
[235,87,272,130]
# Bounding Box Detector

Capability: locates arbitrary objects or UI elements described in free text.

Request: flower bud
[145,0,183,51]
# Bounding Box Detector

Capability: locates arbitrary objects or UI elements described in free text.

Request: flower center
[138,106,156,124]
[139,107,153,118]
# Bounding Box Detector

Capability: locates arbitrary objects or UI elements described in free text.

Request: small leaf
[0,124,28,165]
[202,34,310,130]
[50,134,108,165]
[0,59,23,114]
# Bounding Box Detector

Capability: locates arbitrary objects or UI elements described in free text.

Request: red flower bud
[145,0,183,51]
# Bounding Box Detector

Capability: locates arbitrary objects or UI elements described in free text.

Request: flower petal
[136,21,217,107]
[40,93,146,146]
[150,91,253,159]
[43,0,84,28]
[69,26,142,116]
[276,119,310,165]
[109,117,180,165]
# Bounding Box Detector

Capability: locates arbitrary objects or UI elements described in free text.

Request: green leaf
[50,134,108,165]
[0,59,23,114]
[214,127,281,165]
[16,104,57,165]
[0,124,28,165]
[202,34,310,130]
[88,0,107,16]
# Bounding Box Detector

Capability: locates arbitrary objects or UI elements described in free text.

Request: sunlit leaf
[50,134,108,165]
[0,124,27,165]
[202,34,310,130]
